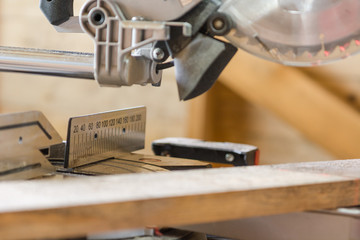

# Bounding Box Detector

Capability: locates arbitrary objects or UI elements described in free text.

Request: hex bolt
[225,153,235,162]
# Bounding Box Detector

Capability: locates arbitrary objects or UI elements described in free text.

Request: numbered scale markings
[65,107,146,168]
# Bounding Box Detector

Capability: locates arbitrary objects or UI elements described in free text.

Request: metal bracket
[80,0,191,87]
[0,111,62,180]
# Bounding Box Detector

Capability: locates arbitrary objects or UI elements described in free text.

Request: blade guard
[174,34,237,100]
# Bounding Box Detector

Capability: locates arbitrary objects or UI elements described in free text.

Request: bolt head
[225,153,235,162]
[213,18,225,30]
[152,48,165,61]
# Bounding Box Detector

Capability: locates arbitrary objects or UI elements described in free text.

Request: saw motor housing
[30,0,360,100]
[40,0,238,100]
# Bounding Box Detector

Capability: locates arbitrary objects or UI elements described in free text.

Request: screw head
[152,48,165,61]
[225,153,235,162]
[213,18,225,30]
[207,12,232,36]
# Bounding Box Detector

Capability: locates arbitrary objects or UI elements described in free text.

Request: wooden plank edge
[0,180,358,239]
[0,159,358,239]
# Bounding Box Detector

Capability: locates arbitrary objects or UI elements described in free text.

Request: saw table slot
[0,163,42,177]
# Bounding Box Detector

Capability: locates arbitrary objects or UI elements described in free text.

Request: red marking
[254,150,260,165]
[356,40,360,46]
[324,50,330,57]
[154,228,163,236]
[340,46,346,52]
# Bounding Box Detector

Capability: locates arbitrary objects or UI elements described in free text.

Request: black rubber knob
[40,0,74,26]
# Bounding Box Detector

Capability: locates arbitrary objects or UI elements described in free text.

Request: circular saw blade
[220,0,360,66]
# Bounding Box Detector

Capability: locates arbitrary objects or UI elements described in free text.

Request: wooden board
[0,159,359,239]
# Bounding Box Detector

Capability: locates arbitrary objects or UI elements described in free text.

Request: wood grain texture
[219,51,360,159]
[0,159,359,239]
[303,55,360,112]
[187,93,210,139]
[302,68,360,112]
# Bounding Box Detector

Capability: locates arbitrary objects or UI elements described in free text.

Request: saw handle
[40,0,74,25]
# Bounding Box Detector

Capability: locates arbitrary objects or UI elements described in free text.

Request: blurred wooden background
[2,1,360,164]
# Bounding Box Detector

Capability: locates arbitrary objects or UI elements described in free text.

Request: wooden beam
[219,51,360,159]
[0,159,359,239]
[187,93,210,139]
[187,82,334,164]
[302,67,360,111]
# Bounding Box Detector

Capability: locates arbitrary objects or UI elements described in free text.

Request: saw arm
[39,0,238,100]
[1,0,360,100]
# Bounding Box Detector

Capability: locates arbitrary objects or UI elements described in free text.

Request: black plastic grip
[40,0,74,26]
[152,138,259,166]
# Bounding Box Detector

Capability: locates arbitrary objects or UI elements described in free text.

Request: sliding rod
[0,46,94,79]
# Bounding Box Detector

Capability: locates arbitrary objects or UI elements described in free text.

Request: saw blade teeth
[232,32,360,65]
[299,50,312,61]
[290,47,311,58]
[282,50,297,60]
[318,39,360,59]
[345,39,360,54]
[327,46,342,58]
[349,39,360,53]
[273,45,292,55]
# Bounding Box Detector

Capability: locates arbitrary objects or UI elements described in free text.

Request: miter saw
[0,1,360,240]
[0,0,360,100]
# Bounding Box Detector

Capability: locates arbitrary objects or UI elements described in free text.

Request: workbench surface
[0,159,359,239]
